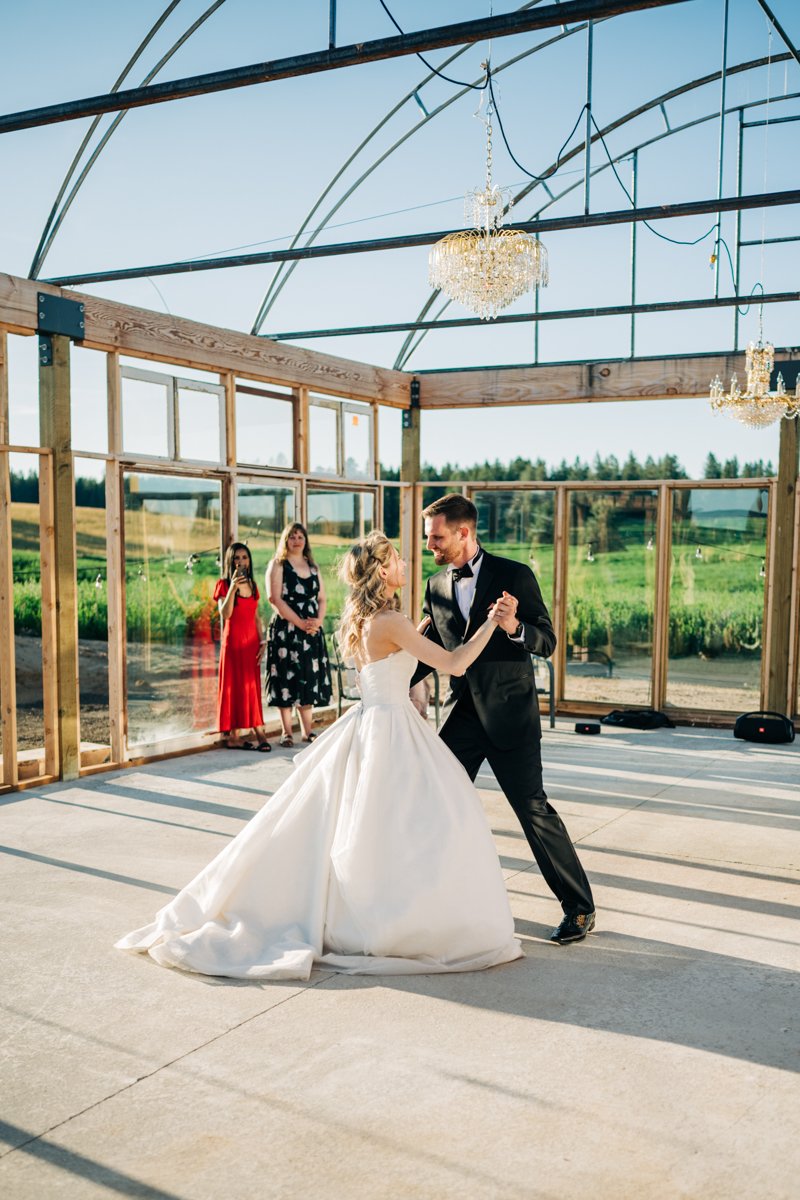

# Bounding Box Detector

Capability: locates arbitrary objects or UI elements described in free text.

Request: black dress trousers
[440,689,594,917]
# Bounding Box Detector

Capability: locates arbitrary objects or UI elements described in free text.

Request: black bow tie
[451,549,483,584]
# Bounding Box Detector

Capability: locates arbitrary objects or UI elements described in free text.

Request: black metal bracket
[37,292,85,340]
[403,379,420,429]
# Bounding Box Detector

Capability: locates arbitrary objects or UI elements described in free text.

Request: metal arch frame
[0,1,689,135]
[394,57,799,368]
[29,0,229,281]
[250,0,589,334]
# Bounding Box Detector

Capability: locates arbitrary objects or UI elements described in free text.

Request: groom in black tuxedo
[410,493,595,943]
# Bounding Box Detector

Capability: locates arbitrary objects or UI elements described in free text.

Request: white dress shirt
[450,548,525,643]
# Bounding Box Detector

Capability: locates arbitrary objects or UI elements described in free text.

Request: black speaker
[733,711,795,744]
[575,721,601,735]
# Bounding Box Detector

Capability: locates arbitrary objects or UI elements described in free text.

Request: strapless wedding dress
[116,649,522,979]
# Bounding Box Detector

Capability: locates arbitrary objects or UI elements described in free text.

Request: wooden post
[296,386,309,474]
[552,487,568,706]
[39,334,80,779]
[106,353,125,763]
[651,482,673,710]
[221,372,237,550]
[371,400,380,481]
[401,386,421,617]
[763,418,799,713]
[0,331,18,787]
[38,453,59,776]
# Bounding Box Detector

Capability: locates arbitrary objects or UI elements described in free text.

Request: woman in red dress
[214,543,271,751]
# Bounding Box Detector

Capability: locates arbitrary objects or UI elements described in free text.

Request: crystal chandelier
[710,317,800,428]
[428,99,548,321]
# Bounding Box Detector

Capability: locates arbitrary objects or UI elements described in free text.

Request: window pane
[306,489,375,625]
[235,386,294,469]
[667,486,768,712]
[379,405,402,478]
[71,346,108,454]
[124,474,221,746]
[237,483,296,581]
[7,335,39,447]
[309,404,338,474]
[472,489,555,613]
[565,489,658,706]
[343,406,372,480]
[74,457,109,755]
[121,376,169,457]
[178,385,222,463]
[10,453,44,767]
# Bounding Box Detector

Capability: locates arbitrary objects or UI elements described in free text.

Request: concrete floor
[0,722,798,1199]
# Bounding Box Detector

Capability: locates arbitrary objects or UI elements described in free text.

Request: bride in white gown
[116,532,523,979]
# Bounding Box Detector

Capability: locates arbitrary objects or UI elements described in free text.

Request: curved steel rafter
[29,0,229,280]
[250,2,590,334]
[393,56,797,368]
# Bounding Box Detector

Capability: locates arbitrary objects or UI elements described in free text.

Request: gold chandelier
[428,100,548,321]
[710,331,800,428]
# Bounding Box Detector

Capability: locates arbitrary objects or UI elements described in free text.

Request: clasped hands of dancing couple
[116,494,594,980]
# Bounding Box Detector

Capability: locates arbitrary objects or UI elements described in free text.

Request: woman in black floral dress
[266,522,332,746]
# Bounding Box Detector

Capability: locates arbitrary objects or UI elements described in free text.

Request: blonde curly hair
[337,531,400,663]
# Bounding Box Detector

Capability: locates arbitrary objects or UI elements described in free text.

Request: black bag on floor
[733,711,795,744]
[601,709,675,730]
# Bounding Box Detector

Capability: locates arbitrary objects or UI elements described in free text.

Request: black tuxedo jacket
[411,551,556,750]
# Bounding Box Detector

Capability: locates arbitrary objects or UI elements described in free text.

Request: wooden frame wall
[1,268,798,791]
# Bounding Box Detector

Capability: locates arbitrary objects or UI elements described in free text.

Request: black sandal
[256,741,272,752]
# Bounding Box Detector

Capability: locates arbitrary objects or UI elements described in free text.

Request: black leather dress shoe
[549,911,596,944]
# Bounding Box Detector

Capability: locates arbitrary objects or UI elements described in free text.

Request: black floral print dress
[266,560,332,708]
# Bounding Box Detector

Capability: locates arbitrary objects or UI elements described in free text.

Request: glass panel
[472,489,555,614]
[235,386,294,469]
[121,376,169,458]
[667,486,768,712]
[565,489,658,706]
[236,483,296,588]
[177,385,222,463]
[75,457,109,754]
[309,404,338,475]
[381,486,401,541]
[419,485,458,600]
[6,335,39,447]
[343,406,372,480]
[306,489,375,628]
[379,405,402,479]
[10,453,44,764]
[71,345,108,454]
[124,474,221,746]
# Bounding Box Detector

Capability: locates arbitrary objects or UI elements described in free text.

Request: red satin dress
[214,579,265,732]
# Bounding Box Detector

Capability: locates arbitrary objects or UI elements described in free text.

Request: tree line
[6,450,775,510]
[382,451,775,484]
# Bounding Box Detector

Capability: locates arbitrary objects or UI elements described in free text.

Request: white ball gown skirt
[116,649,522,980]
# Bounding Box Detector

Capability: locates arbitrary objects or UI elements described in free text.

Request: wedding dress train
[116,649,522,980]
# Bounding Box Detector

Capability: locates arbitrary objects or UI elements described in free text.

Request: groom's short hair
[422,493,477,530]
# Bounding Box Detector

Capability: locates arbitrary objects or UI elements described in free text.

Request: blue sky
[1,0,798,474]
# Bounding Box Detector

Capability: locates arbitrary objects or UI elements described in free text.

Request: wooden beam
[39,333,80,779]
[0,273,409,407]
[416,351,800,408]
[763,419,799,713]
[401,398,421,617]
